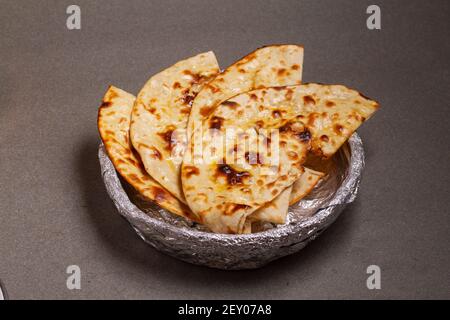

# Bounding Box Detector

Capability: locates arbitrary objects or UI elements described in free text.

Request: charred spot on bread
[255,120,264,128]
[295,128,311,142]
[250,93,258,101]
[151,186,169,202]
[288,151,298,160]
[216,164,250,185]
[303,95,316,105]
[149,147,162,160]
[277,68,287,76]
[272,110,281,118]
[183,165,200,178]
[182,92,195,106]
[182,70,208,85]
[200,106,213,117]
[320,135,329,142]
[224,203,251,216]
[157,126,176,151]
[358,91,372,101]
[285,88,294,100]
[279,121,310,142]
[100,100,113,108]
[222,101,239,108]
[209,116,224,130]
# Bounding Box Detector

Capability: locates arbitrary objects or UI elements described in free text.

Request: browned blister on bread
[293,83,380,157]
[98,86,196,221]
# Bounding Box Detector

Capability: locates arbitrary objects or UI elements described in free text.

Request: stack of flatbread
[98,45,379,234]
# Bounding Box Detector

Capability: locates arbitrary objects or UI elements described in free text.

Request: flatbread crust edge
[97,85,197,222]
[289,168,325,205]
[251,168,325,224]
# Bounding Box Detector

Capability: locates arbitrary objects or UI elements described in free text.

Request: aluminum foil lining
[98,133,364,270]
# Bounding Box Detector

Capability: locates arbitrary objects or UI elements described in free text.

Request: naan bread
[186,45,304,227]
[130,52,220,202]
[187,45,304,137]
[182,123,308,234]
[217,83,378,158]
[291,83,380,157]
[98,86,196,221]
[182,104,311,233]
[182,83,378,233]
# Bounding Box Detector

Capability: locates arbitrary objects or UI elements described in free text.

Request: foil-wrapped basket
[98,133,364,270]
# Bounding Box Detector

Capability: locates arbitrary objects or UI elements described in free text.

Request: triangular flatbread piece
[98,86,196,221]
[130,52,220,202]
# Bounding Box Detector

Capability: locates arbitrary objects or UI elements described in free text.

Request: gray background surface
[0,0,449,299]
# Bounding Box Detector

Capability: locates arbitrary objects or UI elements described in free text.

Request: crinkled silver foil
[98,133,364,270]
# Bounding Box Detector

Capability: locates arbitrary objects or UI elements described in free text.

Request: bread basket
[98,133,364,269]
